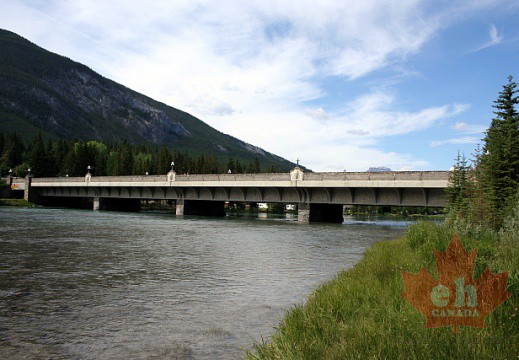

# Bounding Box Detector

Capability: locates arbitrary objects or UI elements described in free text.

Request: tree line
[0,134,272,178]
[447,75,519,229]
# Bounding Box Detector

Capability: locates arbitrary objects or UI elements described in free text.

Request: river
[0,207,409,359]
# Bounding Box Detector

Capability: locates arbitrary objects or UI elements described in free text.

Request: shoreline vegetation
[247,220,518,359]
[0,198,31,206]
[247,76,519,359]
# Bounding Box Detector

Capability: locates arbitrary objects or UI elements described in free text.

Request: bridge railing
[30,171,449,184]
[175,173,291,181]
[304,171,449,181]
[90,175,167,182]
[32,177,87,183]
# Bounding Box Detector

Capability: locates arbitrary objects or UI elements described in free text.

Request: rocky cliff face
[0,29,293,170]
[42,68,191,143]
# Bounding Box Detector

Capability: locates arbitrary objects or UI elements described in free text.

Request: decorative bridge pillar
[290,166,304,182]
[167,170,176,182]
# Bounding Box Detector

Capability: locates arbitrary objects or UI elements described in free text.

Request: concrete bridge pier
[175,199,185,216]
[92,197,141,212]
[183,200,226,217]
[24,175,40,204]
[298,203,344,223]
[297,203,311,222]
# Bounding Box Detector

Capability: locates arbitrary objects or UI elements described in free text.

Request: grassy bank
[0,198,32,206]
[247,221,518,359]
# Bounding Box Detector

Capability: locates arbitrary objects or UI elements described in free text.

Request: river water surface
[0,207,408,359]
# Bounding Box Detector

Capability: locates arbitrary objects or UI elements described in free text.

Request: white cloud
[473,24,503,52]
[305,108,330,120]
[0,0,499,170]
[430,137,480,147]
[452,122,487,134]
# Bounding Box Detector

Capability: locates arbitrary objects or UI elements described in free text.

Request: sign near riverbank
[401,234,510,333]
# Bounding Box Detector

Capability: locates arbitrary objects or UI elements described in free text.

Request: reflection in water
[0,207,407,359]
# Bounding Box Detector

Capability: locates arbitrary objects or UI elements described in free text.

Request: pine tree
[1,133,24,169]
[446,151,471,219]
[156,147,171,174]
[116,143,134,175]
[466,144,493,226]
[29,133,55,177]
[254,158,261,173]
[479,75,519,226]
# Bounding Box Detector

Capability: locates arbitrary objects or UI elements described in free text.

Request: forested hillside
[0,29,296,172]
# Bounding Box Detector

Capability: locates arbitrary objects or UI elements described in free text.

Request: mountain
[0,29,296,171]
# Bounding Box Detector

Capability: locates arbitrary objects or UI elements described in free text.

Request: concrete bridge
[6,167,449,223]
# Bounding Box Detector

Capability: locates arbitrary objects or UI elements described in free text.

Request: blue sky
[1,0,518,171]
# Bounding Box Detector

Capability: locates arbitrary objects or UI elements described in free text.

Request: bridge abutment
[298,203,344,223]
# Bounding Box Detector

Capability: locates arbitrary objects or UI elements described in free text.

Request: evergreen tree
[235,160,244,174]
[29,133,55,177]
[206,155,220,173]
[446,151,471,219]
[156,147,172,174]
[1,133,24,169]
[227,158,236,173]
[254,158,261,173]
[0,133,4,158]
[116,143,134,175]
[479,75,519,226]
[133,152,153,175]
[467,144,493,226]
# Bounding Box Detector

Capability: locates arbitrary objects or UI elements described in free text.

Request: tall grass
[247,221,518,359]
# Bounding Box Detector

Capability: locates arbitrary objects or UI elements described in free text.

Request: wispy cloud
[473,24,503,52]
[452,121,487,134]
[0,0,503,170]
[430,137,480,147]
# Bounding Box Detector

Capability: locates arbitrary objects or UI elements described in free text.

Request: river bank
[0,198,31,206]
[247,221,518,359]
[0,207,407,359]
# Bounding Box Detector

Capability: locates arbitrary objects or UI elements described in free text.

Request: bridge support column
[184,200,226,217]
[92,197,141,212]
[297,203,310,223]
[93,197,101,210]
[175,199,185,216]
[24,175,41,204]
